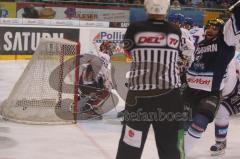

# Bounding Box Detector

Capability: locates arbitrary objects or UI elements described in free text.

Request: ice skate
[210,140,226,156]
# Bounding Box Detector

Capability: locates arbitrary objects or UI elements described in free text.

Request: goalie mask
[99,41,116,56]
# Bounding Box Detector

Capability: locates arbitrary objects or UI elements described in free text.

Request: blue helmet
[167,13,175,22]
[184,17,194,26]
[172,13,185,24]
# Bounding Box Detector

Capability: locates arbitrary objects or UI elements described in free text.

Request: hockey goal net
[1,38,80,124]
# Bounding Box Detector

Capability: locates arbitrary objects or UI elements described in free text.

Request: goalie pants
[116,88,185,159]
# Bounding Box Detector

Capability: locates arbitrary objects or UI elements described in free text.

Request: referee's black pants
[116,88,185,159]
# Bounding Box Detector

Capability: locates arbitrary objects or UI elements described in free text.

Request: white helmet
[144,0,170,15]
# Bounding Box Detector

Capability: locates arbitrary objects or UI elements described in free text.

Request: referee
[116,0,188,159]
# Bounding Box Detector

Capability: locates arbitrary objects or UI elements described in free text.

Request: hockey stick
[109,83,118,113]
[229,0,240,12]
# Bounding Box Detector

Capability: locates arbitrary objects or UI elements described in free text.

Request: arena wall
[0,18,127,61]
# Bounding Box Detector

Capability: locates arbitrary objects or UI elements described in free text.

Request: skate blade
[211,149,225,156]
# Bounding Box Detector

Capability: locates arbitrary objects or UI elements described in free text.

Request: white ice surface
[0,60,239,159]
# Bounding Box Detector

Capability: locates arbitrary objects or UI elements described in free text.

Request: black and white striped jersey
[124,19,182,91]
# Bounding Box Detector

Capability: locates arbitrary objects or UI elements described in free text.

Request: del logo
[93,31,124,43]
[135,32,166,46]
[137,34,165,44]
[128,129,135,137]
[135,32,179,48]
[187,77,210,85]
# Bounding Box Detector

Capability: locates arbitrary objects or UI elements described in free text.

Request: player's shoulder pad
[189,27,202,34]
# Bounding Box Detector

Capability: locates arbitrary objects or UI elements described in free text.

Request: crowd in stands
[126,0,238,9]
[172,0,237,9]
[67,0,237,9]
[11,0,238,9]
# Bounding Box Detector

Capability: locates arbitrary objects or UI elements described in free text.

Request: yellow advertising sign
[0,2,16,18]
[0,55,32,60]
[204,11,221,25]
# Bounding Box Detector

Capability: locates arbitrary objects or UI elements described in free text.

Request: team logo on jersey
[195,44,218,55]
[135,32,166,46]
[135,32,180,48]
[193,62,205,70]
[187,77,211,85]
[168,34,180,49]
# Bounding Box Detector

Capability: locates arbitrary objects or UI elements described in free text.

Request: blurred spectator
[196,1,205,8]
[127,0,143,4]
[185,1,193,7]
[130,0,144,5]
[172,0,182,10]
[218,10,231,22]
[220,1,230,9]
[39,5,56,19]
[171,0,186,5]
[22,5,39,18]
[36,0,223,8]
[204,0,215,8]
[134,0,142,5]
[178,0,187,5]
[191,0,203,6]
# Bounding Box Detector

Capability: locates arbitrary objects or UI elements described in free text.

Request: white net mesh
[1,38,80,124]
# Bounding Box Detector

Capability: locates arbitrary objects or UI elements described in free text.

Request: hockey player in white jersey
[168,13,195,83]
[75,41,116,120]
[183,17,194,30]
[184,0,240,156]
[96,41,114,89]
[189,26,205,45]
[168,13,195,56]
[169,13,195,44]
[210,51,240,156]
[209,2,240,154]
[183,17,205,45]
